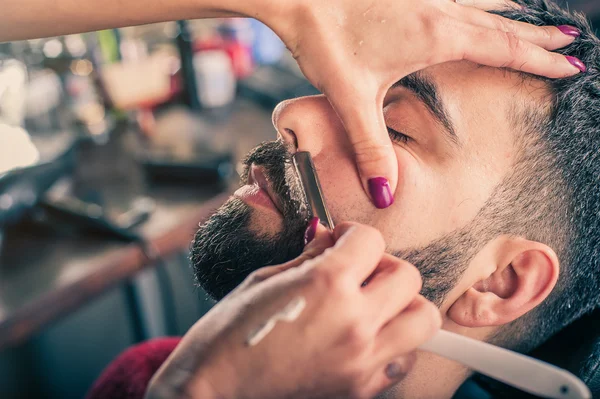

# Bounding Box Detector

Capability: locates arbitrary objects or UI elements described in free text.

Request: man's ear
[448,237,559,327]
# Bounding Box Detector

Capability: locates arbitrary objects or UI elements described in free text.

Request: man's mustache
[191,140,312,300]
[241,140,309,224]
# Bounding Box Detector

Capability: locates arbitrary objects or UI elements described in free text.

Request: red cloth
[86,337,181,399]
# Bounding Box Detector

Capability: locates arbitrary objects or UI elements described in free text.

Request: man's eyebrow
[392,73,458,145]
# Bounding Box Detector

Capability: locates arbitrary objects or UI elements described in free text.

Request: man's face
[193,61,549,305]
[191,61,556,398]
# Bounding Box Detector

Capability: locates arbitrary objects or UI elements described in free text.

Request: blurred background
[0,2,597,398]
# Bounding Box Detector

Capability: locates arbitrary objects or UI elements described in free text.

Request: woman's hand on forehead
[270,0,583,210]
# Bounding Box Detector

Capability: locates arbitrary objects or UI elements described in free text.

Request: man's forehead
[412,61,551,145]
[422,61,552,104]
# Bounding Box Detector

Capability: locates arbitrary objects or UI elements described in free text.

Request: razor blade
[292,152,335,230]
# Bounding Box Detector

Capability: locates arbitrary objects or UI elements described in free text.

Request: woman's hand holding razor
[146,222,441,399]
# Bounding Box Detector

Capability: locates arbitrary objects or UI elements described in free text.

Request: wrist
[202,0,299,38]
[198,0,295,21]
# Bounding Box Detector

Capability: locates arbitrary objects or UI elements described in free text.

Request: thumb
[276,218,334,272]
[303,217,334,255]
[248,218,335,284]
[326,87,398,209]
[240,220,334,287]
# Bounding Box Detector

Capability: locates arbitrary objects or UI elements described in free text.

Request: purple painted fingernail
[385,362,407,380]
[304,217,320,246]
[557,25,581,38]
[566,56,587,73]
[368,177,394,209]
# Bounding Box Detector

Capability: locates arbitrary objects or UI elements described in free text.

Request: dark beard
[394,231,476,307]
[190,141,309,300]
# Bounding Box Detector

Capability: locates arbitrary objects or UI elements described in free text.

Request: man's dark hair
[484,0,600,352]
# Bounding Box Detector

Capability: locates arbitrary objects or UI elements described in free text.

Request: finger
[318,222,386,282]
[362,352,417,397]
[362,255,423,328]
[459,23,585,77]
[324,86,398,209]
[454,0,521,11]
[266,220,334,276]
[281,220,335,270]
[452,4,577,50]
[374,296,441,361]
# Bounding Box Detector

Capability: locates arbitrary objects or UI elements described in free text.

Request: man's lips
[236,164,284,214]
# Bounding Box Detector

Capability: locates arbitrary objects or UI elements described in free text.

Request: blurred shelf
[0,100,275,351]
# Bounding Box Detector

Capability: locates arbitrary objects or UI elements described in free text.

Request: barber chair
[455,308,600,398]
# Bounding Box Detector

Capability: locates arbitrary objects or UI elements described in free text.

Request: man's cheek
[321,178,377,227]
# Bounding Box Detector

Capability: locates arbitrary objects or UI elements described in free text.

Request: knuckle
[351,138,394,167]
[396,352,418,376]
[334,220,357,233]
[443,22,471,62]
[356,224,386,248]
[296,249,321,265]
[431,303,443,329]
[336,222,382,245]
[321,247,347,271]
[427,12,453,43]
[427,13,457,43]
[445,40,466,64]
[496,17,517,35]
[540,26,554,43]
[320,246,341,262]
[349,324,371,345]
[502,31,526,59]
[245,268,270,285]
[307,263,334,286]
[307,261,349,293]
[395,259,423,292]
[420,300,443,333]
[426,15,444,40]
[344,324,372,352]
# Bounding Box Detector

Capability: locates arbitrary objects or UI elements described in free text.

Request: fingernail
[368,177,394,209]
[566,56,587,73]
[557,25,581,38]
[304,217,320,246]
[385,362,407,380]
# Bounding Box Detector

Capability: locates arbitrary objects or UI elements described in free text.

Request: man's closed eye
[387,127,412,145]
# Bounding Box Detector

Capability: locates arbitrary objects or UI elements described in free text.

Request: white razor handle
[419,330,591,399]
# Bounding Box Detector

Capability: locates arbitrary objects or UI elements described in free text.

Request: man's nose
[272,95,348,156]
